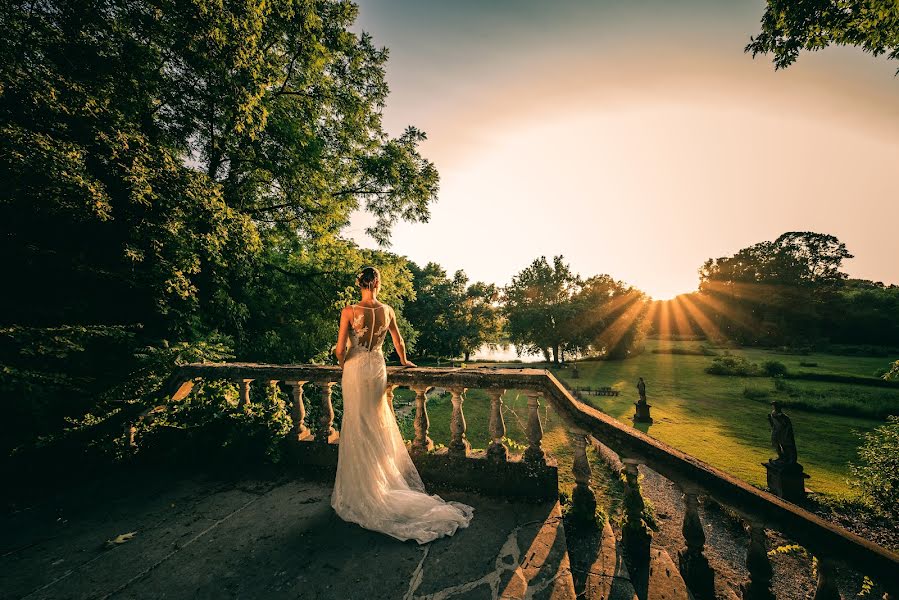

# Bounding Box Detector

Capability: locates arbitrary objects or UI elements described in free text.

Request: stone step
[494,502,577,600]
[648,546,694,600]
[566,519,638,600]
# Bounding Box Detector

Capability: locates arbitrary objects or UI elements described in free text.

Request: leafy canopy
[747,0,899,73]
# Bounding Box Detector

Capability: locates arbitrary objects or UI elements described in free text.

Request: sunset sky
[348,0,899,299]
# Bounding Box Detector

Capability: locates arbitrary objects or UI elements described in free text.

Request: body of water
[467,344,543,363]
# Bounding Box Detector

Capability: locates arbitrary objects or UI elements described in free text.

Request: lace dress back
[332,302,474,544]
[348,304,390,352]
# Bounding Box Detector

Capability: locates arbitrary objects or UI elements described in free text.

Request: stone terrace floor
[1,467,583,600]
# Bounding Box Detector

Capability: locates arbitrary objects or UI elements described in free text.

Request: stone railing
[136,363,899,599]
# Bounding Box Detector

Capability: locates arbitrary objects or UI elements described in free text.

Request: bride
[331,266,474,544]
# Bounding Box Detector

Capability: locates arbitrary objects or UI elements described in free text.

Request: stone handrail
[145,362,899,595]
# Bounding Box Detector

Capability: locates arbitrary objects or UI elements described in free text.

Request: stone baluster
[487,388,508,462]
[813,557,840,600]
[448,387,470,459]
[385,384,399,417]
[678,489,716,600]
[315,381,337,443]
[741,522,774,600]
[411,385,433,454]
[237,378,253,410]
[286,380,310,441]
[523,391,546,464]
[621,459,652,563]
[566,428,597,524]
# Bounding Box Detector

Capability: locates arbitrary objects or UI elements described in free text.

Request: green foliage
[762,360,789,377]
[759,379,899,419]
[651,345,718,356]
[884,360,899,381]
[706,354,762,376]
[136,379,292,464]
[675,232,899,348]
[504,256,648,363]
[0,0,437,454]
[850,416,899,517]
[747,0,899,73]
[404,262,502,360]
[743,386,771,400]
[767,543,809,559]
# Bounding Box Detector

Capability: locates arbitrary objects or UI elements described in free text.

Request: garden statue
[633,377,652,424]
[767,401,797,464]
[763,401,808,502]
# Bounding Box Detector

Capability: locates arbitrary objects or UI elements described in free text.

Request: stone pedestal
[764,460,809,503]
[633,401,653,424]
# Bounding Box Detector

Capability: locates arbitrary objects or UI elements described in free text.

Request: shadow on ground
[2,467,574,599]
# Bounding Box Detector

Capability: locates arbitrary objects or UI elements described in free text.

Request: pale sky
[348,0,899,299]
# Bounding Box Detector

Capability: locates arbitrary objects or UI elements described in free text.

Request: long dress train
[331,304,474,544]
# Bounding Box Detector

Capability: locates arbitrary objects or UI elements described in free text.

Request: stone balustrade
[134,363,899,598]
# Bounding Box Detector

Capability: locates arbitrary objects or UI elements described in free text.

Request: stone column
[566,428,597,524]
[487,388,508,462]
[621,459,652,564]
[813,558,840,600]
[448,387,470,459]
[411,384,433,454]
[286,380,310,441]
[237,378,253,410]
[678,490,715,600]
[741,522,774,600]
[523,391,546,464]
[315,381,337,443]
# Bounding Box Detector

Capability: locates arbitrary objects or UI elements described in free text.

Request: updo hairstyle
[356,266,381,290]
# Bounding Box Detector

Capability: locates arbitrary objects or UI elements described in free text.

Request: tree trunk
[464,351,470,362]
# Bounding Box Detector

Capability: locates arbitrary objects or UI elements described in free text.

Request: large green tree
[504,256,580,363]
[404,262,501,361]
[0,0,437,452]
[504,256,647,362]
[697,232,852,344]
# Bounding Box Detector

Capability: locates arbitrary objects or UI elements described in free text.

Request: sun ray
[669,296,696,338]
[678,294,726,343]
[690,290,757,336]
[595,293,650,355]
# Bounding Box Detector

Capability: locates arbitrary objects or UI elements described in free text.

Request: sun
[644,286,694,302]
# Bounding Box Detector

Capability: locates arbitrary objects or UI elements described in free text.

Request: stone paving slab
[1,469,574,600]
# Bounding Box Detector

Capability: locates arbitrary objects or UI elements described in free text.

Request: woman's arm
[387,306,416,367]
[335,306,352,368]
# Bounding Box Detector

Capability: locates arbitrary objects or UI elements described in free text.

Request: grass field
[395,341,899,498]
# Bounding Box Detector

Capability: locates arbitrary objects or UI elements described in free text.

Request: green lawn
[394,341,898,499]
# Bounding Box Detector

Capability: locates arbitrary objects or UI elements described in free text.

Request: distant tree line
[649,232,899,348]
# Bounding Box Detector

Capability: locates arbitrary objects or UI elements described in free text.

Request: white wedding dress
[331,303,474,544]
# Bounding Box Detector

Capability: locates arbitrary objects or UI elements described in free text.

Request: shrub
[849,416,899,517]
[786,372,899,388]
[762,360,789,377]
[773,378,794,393]
[706,354,761,377]
[743,386,770,400]
[883,360,899,381]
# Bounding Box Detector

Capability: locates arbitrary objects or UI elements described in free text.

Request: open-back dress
[331,303,474,544]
